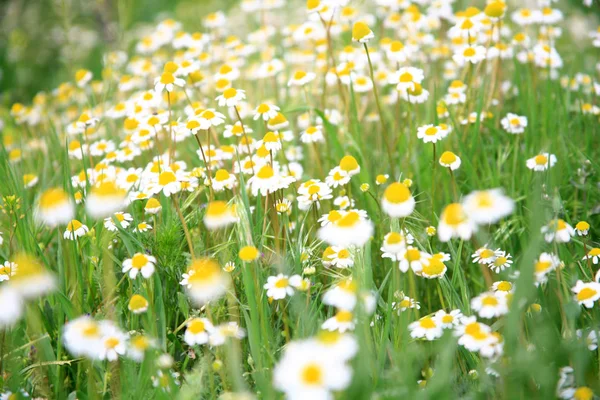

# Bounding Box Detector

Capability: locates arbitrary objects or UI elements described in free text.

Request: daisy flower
[352,21,374,43]
[128,294,149,314]
[381,182,415,218]
[183,258,228,305]
[463,188,515,225]
[409,316,444,340]
[322,279,358,311]
[471,292,508,319]
[63,219,89,240]
[317,210,374,247]
[35,188,74,227]
[572,281,600,308]
[439,151,461,170]
[288,70,316,87]
[322,310,355,332]
[434,309,463,329]
[273,340,352,400]
[488,251,513,273]
[203,201,238,230]
[122,253,157,279]
[526,153,557,171]
[381,230,414,262]
[184,318,214,346]
[103,212,133,231]
[419,256,448,279]
[216,87,246,107]
[327,247,354,269]
[541,219,575,243]
[584,248,600,265]
[0,261,17,282]
[264,274,302,300]
[575,221,590,236]
[86,181,126,218]
[438,203,477,242]
[300,125,325,143]
[154,72,185,92]
[253,103,280,121]
[417,124,445,143]
[501,113,528,134]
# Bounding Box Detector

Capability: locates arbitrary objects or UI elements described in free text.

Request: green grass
[1,0,600,399]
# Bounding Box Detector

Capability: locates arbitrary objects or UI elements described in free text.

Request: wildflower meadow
[1,0,600,398]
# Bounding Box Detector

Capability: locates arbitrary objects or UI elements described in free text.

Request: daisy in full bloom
[208,322,246,346]
[0,261,17,282]
[526,153,557,171]
[122,253,157,279]
[300,125,325,143]
[264,274,302,300]
[572,281,600,308]
[86,181,126,218]
[501,113,528,134]
[99,324,128,361]
[463,189,515,225]
[322,279,358,311]
[472,246,497,264]
[434,309,463,329]
[326,247,354,269]
[203,201,238,230]
[380,230,414,261]
[409,316,444,340]
[35,187,74,227]
[583,248,600,265]
[488,251,513,273]
[398,247,430,274]
[455,317,495,352]
[184,317,214,346]
[541,219,575,243]
[390,67,425,92]
[381,182,415,218]
[273,339,352,400]
[182,258,228,305]
[417,124,445,143]
[63,219,89,240]
[439,151,461,170]
[471,292,509,319]
[253,103,280,121]
[6,253,55,299]
[154,71,185,92]
[393,295,421,313]
[419,255,448,279]
[453,45,487,65]
[318,210,374,247]
[288,70,316,87]
[247,164,296,197]
[322,310,355,332]
[128,335,154,362]
[534,252,562,285]
[103,212,133,231]
[216,87,246,107]
[438,203,477,242]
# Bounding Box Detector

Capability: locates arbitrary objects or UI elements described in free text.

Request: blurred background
[0,0,597,102]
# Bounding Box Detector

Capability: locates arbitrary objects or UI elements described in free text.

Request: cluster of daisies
[1,0,599,398]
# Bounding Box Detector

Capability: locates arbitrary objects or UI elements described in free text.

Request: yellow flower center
[301,364,323,385]
[577,287,597,301]
[384,182,411,203]
[188,319,206,334]
[419,317,436,329]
